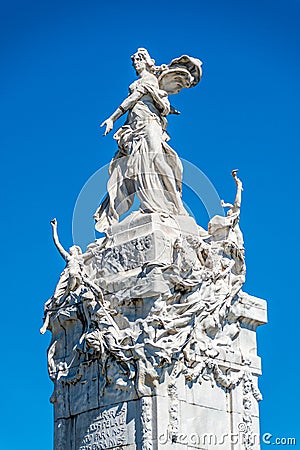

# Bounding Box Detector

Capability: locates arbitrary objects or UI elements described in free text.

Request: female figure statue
[208,169,244,252]
[40,219,114,334]
[40,218,85,334]
[94,48,202,233]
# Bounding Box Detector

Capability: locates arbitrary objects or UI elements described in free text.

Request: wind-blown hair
[131,48,156,73]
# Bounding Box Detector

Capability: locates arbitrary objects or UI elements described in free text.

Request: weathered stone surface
[44,210,266,449]
[41,48,267,450]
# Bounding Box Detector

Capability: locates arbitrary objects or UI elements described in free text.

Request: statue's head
[69,245,82,256]
[131,48,155,75]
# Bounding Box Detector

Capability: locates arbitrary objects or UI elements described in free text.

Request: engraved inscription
[79,405,127,449]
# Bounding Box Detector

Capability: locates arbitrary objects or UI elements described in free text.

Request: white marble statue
[40,219,86,334]
[42,50,267,449]
[221,169,244,251]
[208,169,244,249]
[42,170,249,390]
[40,219,108,334]
[94,48,202,233]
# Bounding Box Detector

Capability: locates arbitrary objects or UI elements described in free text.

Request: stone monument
[41,48,267,450]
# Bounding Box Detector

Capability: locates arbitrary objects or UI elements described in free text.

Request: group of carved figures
[41,50,260,431]
[42,168,247,395]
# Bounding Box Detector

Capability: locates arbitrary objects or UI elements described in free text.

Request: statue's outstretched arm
[100,89,145,136]
[51,219,69,261]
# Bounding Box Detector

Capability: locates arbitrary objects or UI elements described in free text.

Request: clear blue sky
[1,0,299,448]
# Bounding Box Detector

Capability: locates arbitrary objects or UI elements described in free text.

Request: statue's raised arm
[51,218,69,261]
[94,48,203,233]
[231,169,243,212]
[220,170,243,217]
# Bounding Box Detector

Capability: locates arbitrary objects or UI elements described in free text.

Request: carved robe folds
[45,212,267,450]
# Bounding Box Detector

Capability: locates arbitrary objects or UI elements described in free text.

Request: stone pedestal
[45,212,267,450]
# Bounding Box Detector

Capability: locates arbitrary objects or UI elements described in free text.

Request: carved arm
[50,219,69,261]
[100,88,145,135]
[233,178,243,212]
[231,170,243,213]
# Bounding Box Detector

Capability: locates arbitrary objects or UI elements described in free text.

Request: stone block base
[54,368,262,450]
